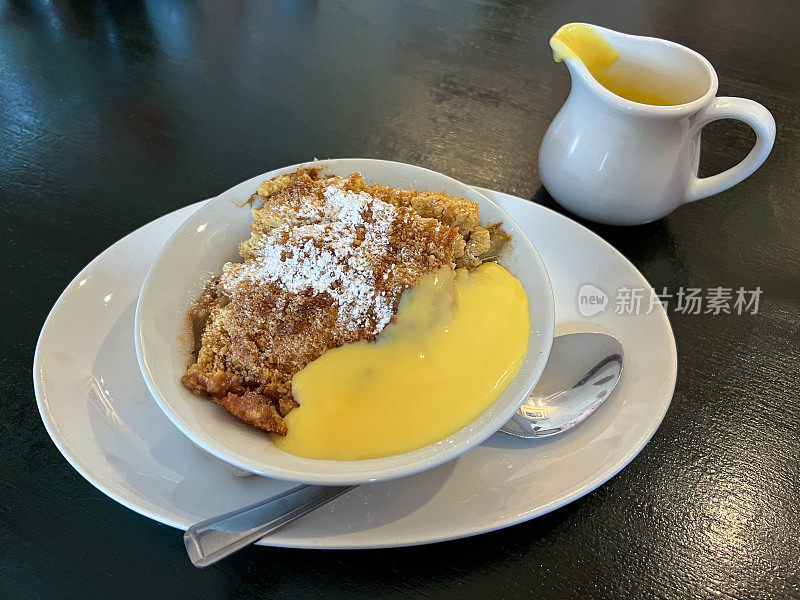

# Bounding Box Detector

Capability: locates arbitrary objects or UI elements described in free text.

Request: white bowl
[135,159,554,485]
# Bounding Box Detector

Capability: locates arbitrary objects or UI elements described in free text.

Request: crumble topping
[182,167,509,435]
[226,184,398,334]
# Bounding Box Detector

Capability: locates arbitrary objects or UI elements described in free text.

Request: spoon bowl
[500,332,623,438]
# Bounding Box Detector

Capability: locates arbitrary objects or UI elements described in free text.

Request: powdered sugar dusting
[224,184,399,333]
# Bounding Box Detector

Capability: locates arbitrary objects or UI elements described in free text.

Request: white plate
[34,188,676,549]
[136,160,555,485]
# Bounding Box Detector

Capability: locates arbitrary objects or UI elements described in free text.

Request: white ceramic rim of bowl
[135,159,555,485]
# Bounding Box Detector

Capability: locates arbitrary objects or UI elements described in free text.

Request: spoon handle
[184,484,356,567]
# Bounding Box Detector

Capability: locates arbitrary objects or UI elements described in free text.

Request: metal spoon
[184,332,623,567]
[499,332,623,437]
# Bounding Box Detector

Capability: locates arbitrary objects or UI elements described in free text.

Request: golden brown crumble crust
[181,167,505,434]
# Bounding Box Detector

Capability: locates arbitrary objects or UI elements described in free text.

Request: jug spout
[549,23,622,106]
[549,23,716,108]
[550,23,619,79]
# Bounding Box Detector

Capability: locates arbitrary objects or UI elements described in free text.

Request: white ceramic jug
[538,24,776,226]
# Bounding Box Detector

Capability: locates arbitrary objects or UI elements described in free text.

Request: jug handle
[687,97,776,202]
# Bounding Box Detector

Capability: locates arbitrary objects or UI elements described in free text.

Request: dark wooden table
[3,1,799,598]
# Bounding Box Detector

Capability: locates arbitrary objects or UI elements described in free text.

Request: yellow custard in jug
[272,262,530,460]
[550,23,681,106]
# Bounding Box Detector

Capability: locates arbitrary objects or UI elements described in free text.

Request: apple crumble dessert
[181,167,508,434]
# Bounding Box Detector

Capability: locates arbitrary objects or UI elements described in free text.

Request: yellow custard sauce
[550,23,680,106]
[272,262,530,460]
